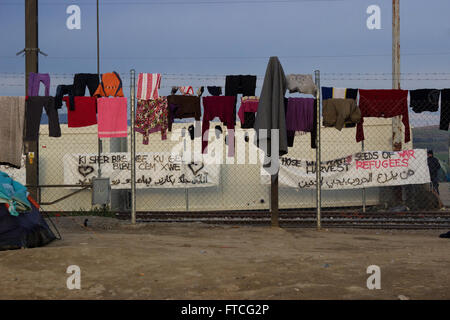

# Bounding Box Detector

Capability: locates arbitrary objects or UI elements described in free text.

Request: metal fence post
[314,70,321,230]
[96,0,102,178]
[362,140,366,213]
[271,173,279,227]
[130,69,136,224]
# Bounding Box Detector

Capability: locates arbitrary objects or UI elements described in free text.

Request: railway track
[115,211,450,229]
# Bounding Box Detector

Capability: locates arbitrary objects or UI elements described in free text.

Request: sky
[0,0,450,126]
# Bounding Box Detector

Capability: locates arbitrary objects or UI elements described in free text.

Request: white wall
[38,118,412,212]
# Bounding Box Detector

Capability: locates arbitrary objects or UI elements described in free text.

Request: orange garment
[93,72,124,97]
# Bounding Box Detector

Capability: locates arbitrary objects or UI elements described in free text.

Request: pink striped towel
[137,73,161,100]
[97,97,128,138]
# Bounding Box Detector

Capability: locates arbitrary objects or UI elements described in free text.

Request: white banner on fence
[64,152,220,189]
[262,149,431,190]
[0,156,26,185]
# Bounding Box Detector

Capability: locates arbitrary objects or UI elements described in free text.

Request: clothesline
[321,78,450,81]
[0,65,448,172]
[3,71,450,76]
[3,77,450,83]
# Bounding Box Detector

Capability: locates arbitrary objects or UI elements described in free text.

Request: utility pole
[25,0,39,201]
[392,0,401,151]
[392,0,404,204]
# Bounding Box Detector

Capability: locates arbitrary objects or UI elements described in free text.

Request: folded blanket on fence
[0,96,26,169]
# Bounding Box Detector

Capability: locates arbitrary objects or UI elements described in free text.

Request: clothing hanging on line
[63,96,98,128]
[322,87,358,101]
[56,73,99,111]
[322,87,359,128]
[357,89,410,143]
[207,86,222,96]
[73,73,99,98]
[238,96,259,129]
[286,98,315,132]
[97,97,128,138]
[409,89,440,113]
[225,75,257,124]
[345,88,358,100]
[322,87,333,101]
[25,96,61,141]
[0,96,26,169]
[440,89,450,131]
[168,103,179,130]
[254,57,288,157]
[137,73,161,100]
[322,98,361,131]
[171,87,179,95]
[225,75,257,97]
[285,74,317,95]
[55,84,74,109]
[27,72,50,97]
[179,86,194,96]
[167,95,201,131]
[285,97,317,149]
[135,97,169,144]
[68,73,100,116]
[93,72,124,98]
[409,88,450,130]
[202,96,235,157]
[332,87,346,99]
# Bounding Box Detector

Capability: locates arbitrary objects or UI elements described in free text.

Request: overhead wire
[0,0,346,6]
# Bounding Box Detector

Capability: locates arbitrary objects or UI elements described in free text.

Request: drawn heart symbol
[78,165,94,177]
[188,162,204,175]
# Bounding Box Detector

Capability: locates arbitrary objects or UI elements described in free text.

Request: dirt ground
[0,216,449,300]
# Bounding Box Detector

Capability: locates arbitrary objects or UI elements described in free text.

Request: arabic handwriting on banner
[179,173,209,185]
[276,149,430,190]
[64,153,219,189]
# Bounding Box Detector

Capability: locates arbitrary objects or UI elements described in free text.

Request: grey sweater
[254,56,288,157]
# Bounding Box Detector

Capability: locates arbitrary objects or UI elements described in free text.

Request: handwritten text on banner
[263,149,430,190]
[64,152,220,189]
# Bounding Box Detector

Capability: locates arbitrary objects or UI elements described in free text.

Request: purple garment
[27,72,50,97]
[285,97,315,132]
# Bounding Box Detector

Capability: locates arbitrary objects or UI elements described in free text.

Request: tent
[0,197,57,251]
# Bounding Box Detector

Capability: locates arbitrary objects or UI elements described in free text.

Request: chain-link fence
[1,71,448,219]
[280,87,449,215]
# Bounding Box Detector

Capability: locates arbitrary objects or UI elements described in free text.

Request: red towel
[97,97,128,138]
[63,96,97,128]
[357,89,410,143]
